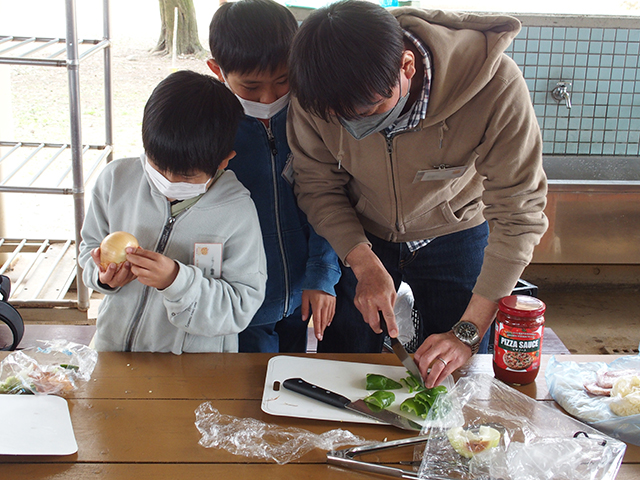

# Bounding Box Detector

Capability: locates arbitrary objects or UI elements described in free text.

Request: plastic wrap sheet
[194,402,373,464]
[417,374,625,480]
[0,340,98,395]
[545,351,640,446]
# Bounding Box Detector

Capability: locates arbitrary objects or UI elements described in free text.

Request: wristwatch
[451,320,481,355]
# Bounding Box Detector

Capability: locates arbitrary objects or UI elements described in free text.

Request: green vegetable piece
[400,397,428,418]
[365,373,402,391]
[363,390,396,412]
[401,371,427,393]
[400,385,449,419]
[59,364,80,371]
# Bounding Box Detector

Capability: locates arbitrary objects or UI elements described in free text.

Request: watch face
[455,321,480,344]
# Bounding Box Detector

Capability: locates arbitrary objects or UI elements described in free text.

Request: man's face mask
[340,78,410,140]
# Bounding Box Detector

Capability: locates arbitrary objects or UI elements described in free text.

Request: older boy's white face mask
[220,71,290,119]
[142,154,211,201]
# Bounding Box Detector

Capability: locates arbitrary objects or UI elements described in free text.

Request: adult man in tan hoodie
[287,0,548,387]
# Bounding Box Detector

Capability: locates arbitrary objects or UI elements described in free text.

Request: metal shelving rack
[0,0,112,311]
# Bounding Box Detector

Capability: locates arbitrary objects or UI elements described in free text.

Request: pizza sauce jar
[493,295,546,386]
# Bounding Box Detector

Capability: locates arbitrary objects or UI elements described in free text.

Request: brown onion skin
[100,231,139,270]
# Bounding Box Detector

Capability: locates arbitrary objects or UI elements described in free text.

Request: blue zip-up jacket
[227,106,341,326]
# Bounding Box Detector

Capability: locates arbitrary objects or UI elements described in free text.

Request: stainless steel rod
[32,240,73,298]
[12,240,50,293]
[0,239,27,276]
[0,143,45,185]
[28,144,68,186]
[66,0,89,311]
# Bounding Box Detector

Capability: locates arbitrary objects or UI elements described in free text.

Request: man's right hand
[346,244,398,337]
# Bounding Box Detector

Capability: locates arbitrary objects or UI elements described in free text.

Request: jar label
[493,322,544,372]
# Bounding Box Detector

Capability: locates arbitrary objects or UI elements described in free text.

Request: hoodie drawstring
[337,127,345,169]
[439,120,449,149]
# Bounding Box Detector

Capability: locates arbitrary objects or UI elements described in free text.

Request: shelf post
[103,0,113,163]
[65,0,89,311]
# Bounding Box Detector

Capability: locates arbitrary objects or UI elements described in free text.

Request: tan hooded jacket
[287,8,548,302]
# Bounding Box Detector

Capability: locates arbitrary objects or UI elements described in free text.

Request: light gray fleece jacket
[79,156,267,353]
[287,8,548,302]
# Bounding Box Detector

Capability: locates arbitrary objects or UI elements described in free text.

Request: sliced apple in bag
[447,425,501,458]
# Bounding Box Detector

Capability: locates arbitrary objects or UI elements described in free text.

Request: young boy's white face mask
[143,154,211,201]
[231,89,290,120]
[218,67,290,120]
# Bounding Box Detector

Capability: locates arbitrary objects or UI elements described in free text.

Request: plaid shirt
[384,30,435,252]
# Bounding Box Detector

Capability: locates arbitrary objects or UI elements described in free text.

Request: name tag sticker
[194,243,223,278]
[281,153,295,186]
[413,166,467,183]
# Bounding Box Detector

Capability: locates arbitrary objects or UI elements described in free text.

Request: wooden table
[1,353,638,479]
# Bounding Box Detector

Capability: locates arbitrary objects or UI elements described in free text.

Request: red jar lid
[498,295,546,317]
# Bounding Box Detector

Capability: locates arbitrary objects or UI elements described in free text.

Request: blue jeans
[238,305,309,353]
[317,222,489,353]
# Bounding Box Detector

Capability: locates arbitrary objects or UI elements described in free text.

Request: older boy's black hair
[209,0,298,75]
[142,70,243,177]
[289,0,404,121]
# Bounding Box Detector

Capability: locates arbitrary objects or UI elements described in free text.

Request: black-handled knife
[282,377,422,432]
[379,312,425,387]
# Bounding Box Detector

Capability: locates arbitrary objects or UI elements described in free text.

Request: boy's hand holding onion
[91,231,179,291]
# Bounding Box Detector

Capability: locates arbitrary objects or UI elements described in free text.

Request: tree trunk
[153,0,204,56]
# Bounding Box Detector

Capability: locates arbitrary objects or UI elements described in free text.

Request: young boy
[207,0,341,353]
[78,70,267,353]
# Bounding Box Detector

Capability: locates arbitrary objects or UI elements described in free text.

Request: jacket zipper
[265,124,290,316]
[124,214,177,351]
[385,134,405,234]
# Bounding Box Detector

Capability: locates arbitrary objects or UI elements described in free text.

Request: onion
[100,231,139,269]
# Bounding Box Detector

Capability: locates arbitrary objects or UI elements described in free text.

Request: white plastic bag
[545,349,640,446]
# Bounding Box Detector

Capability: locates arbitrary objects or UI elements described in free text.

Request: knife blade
[379,312,425,387]
[282,377,422,432]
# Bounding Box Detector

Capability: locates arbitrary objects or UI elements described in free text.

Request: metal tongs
[327,435,437,479]
[327,423,509,479]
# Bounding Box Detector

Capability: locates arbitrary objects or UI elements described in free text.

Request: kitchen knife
[379,312,425,387]
[282,378,422,432]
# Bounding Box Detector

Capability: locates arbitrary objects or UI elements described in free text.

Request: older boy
[207,0,341,353]
[79,70,267,353]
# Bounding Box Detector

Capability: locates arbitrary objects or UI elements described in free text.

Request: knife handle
[282,378,351,409]
[379,311,390,336]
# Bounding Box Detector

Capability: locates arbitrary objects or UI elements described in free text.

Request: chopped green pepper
[401,371,427,393]
[400,385,448,419]
[363,390,396,412]
[400,397,426,418]
[365,373,402,391]
[59,364,80,371]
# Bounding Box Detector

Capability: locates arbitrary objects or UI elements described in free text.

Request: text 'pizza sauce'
[493,295,546,386]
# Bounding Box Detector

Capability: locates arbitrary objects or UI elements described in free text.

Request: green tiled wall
[505,23,640,155]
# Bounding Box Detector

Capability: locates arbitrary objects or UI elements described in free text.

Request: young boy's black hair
[289,0,404,122]
[208,0,298,76]
[142,70,243,177]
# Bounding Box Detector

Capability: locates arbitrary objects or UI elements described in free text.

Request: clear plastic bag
[0,339,98,395]
[545,350,640,446]
[417,374,626,480]
[194,402,372,464]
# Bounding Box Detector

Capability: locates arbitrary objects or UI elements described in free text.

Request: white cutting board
[262,355,454,427]
[0,395,78,455]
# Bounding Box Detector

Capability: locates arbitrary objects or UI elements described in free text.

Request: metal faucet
[551,82,572,109]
